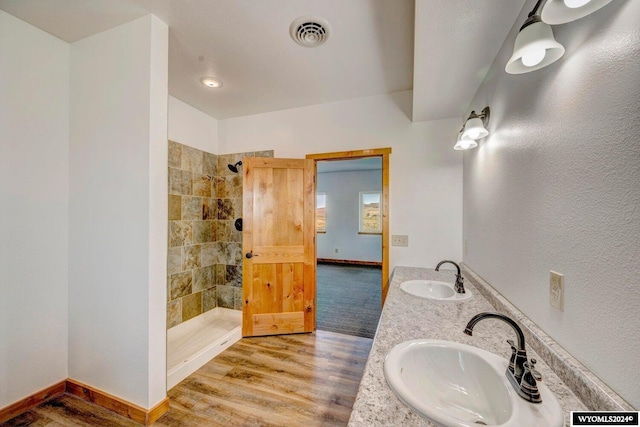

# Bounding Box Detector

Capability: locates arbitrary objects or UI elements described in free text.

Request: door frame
[306,148,391,304]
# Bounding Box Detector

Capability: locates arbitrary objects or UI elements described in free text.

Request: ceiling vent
[290,16,331,47]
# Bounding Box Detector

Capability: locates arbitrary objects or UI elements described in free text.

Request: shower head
[228,161,242,173]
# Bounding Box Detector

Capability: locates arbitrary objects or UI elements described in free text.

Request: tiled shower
[166,140,273,328]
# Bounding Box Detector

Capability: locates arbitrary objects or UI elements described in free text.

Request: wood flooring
[2,330,372,427]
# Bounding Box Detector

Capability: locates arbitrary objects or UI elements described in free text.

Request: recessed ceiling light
[200,77,222,88]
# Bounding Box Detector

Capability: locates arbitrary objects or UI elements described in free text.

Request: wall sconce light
[454,106,490,151]
[454,131,478,151]
[505,0,565,74]
[541,0,613,24]
[462,108,490,140]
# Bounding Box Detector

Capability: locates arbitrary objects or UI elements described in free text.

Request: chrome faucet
[435,260,465,293]
[464,312,542,403]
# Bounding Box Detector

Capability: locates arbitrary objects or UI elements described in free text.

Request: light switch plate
[391,235,409,247]
[550,271,564,311]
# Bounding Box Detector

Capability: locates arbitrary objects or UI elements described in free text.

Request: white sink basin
[400,280,472,301]
[384,339,564,427]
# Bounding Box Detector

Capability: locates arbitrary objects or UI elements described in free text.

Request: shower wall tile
[226,242,243,265]
[193,174,213,197]
[181,196,202,221]
[168,140,181,168]
[168,194,182,220]
[182,245,201,271]
[217,285,235,309]
[170,271,192,300]
[217,198,234,220]
[215,175,243,198]
[193,265,215,292]
[234,288,243,310]
[203,287,217,312]
[216,242,232,264]
[217,198,242,221]
[182,291,202,322]
[215,220,227,242]
[181,145,203,174]
[202,197,217,220]
[230,197,242,219]
[167,299,182,328]
[192,221,215,244]
[201,242,223,266]
[229,223,242,242]
[225,265,242,287]
[254,150,274,158]
[213,176,225,198]
[167,247,182,275]
[203,152,217,176]
[169,221,193,247]
[169,168,192,195]
[215,264,226,286]
[216,220,242,243]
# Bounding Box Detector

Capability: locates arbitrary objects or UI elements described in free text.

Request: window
[316,192,326,232]
[359,191,381,234]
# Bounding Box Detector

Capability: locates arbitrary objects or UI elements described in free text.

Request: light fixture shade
[454,132,478,151]
[462,117,489,140]
[505,20,565,74]
[541,0,613,24]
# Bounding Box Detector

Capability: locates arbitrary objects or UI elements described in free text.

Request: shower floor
[167,307,241,389]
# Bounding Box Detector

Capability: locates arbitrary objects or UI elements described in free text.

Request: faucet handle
[527,359,543,381]
[454,275,466,293]
[520,359,543,403]
[506,339,517,374]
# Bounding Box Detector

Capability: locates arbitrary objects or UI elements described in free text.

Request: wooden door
[242,157,316,337]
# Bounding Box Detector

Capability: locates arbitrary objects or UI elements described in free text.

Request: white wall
[69,15,167,409]
[317,170,382,262]
[168,96,218,153]
[0,10,69,408]
[463,0,640,408]
[218,91,463,271]
[147,16,169,408]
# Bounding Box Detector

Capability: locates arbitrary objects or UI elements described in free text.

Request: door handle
[245,252,257,259]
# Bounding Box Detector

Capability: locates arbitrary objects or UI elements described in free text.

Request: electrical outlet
[391,235,409,247]
[334,248,338,253]
[550,271,564,311]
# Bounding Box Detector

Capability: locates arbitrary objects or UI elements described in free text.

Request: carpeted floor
[316,263,382,339]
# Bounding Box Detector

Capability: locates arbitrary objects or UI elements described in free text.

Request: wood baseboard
[0,380,67,423]
[66,379,170,425]
[317,258,382,267]
[0,379,170,426]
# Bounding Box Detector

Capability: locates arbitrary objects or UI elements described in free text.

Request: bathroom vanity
[347,266,631,426]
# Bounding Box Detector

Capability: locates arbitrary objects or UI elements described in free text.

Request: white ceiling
[412,0,527,122]
[0,0,527,121]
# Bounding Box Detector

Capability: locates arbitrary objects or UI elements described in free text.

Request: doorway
[306,148,391,338]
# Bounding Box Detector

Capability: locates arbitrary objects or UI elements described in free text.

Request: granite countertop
[348,266,587,426]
